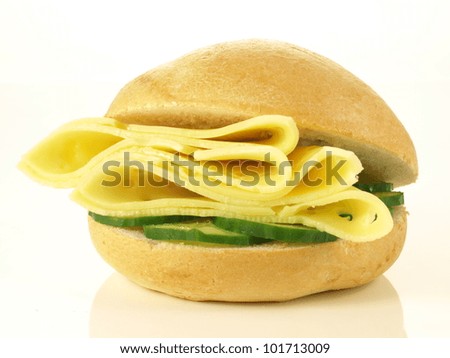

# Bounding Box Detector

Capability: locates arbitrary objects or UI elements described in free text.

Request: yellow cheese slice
[275,187,393,242]
[19,115,393,242]
[127,114,300,154]
[19,115,296,189]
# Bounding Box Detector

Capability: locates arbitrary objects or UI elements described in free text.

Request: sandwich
[19,39,418,302]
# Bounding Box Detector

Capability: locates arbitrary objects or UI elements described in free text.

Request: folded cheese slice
[19,115,393,242]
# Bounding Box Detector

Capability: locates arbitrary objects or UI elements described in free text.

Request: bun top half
[106,39,418,187]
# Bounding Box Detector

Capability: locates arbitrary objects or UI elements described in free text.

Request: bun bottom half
[88,207,407,302]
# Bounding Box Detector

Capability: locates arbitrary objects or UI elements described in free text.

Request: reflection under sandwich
[89,273,406,338]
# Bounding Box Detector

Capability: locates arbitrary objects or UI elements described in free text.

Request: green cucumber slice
[213,217,337,243]
[374,191,404,207]
[143,219,271,246]
[89,212,196,227]
[353,182,394,193]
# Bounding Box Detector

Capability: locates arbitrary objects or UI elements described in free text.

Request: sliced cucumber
[89,212,196,227]
[374,191,404,207]
[144,219,271,246]
[213,217,337,243]
[353,182,394,193]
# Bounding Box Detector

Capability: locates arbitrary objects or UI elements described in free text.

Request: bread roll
[88,40,416,301]
[107,39,418,186]
[89,207,407,302]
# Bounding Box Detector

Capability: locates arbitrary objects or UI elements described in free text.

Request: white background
[1,0,449,339]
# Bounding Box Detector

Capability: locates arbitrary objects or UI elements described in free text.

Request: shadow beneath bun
[89,273,406,338]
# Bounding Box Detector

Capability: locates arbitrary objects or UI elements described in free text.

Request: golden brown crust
[106,39,418,186]
[88,207,407,302]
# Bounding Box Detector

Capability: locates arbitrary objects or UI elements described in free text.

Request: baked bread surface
[89,207,406,302]
[107,39,418,186]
